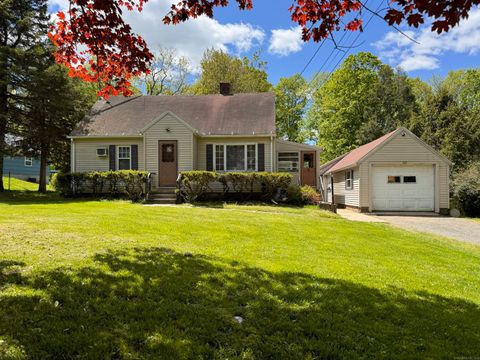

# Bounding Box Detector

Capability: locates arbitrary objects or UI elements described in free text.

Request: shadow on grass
[1,248,479,359]
[191,200,309,210]
[0,191,109,206]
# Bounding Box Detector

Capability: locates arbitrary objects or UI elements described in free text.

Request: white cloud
[268,26,303,56]
[373,8,480,71]
[48,0,265,73]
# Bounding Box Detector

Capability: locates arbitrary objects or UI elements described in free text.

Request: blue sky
[48,1,480,85]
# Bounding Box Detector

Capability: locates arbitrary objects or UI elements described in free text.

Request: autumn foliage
[49,0,479,97]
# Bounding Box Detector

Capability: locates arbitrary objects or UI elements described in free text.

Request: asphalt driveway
[373,215,480,245]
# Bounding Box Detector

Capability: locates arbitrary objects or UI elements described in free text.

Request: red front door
[301,151,316,187]
[158,140,177,186]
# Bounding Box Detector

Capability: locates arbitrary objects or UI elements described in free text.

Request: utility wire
[309,0,383,91]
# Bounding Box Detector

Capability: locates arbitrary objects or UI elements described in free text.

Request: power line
[307,0,370,88]
[325,3,382,81]
[299,39,327,77]
[310,1,383,91]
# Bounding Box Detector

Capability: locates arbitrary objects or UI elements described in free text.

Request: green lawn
[1,176,53,192]
[1,184,480,359]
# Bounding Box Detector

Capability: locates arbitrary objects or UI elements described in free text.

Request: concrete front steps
[148,187,176,205]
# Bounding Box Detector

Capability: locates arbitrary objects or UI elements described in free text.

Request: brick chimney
[219,82,231,96]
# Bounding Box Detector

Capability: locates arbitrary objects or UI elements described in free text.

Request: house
[3,156,44,183]
[319,127,451,214]
[2,135,47,183]
[69,85,321,192]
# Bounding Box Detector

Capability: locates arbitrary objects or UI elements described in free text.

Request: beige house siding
[358,133,450,210]
[439,163,450,209]
[333,167,360,207]
[72,137,144,173]
[143,113,194,188]
[192,134,198,170]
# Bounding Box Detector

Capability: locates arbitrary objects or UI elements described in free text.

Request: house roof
[72,93,276,137]
[275,138,322,151]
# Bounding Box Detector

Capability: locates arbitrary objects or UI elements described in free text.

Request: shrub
[299,185,321,205]
[178,171,294,203]
[51,170,149,201]
[217,173,258,194]
[286,184,320,205]
[257,172,293,199]
[452,162,480,217]
[51,172,87,196]
[120,170,149,202]
[178,171,217,203]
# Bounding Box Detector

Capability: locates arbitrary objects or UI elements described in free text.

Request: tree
[0,0,49,191]
[274,74,308,142]
[358,66,417,143]
[409,70,480,171]
[140,48,190,95]
[49,0,478,97]
[308,52,382,161]
[191,49,271,95]
[18,46,97,192]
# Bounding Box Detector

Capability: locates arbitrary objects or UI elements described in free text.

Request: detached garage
[319,127,452,214]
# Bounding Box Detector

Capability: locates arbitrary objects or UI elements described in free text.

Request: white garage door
[372,165,434,211]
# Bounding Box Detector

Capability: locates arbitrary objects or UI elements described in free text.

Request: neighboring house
[3,134,47,183]
[3,155,44,182]
[319,127,451,214]
[69,85,321,191]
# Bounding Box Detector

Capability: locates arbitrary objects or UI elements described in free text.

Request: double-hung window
[24,157,33,167]
[117,146,131,170]
[214,144,257,171]
[215,145,225,171]
[345,169,354,190]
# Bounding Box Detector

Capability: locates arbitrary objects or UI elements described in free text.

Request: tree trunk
[0,87,8,192]
[38,143,49,193]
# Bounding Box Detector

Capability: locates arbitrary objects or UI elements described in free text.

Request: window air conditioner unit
[96,147,108,157]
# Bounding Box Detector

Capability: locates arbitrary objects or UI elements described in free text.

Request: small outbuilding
[319,127,451,214]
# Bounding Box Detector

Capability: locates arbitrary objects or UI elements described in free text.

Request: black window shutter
[109,145,116,171]
[257,144,265,171]
[131,145,138,170]
[206,144,213,171]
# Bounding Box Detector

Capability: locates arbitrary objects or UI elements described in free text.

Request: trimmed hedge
[51,170,149,202]
[177,171,294,203]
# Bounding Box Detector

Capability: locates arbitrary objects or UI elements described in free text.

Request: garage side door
[372,165,434,211]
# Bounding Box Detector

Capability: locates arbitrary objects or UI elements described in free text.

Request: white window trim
[24,157,33,167]
[117,145,132,170]
[345,169,354,190]
[213,143,258,172]
[277,151,300,173]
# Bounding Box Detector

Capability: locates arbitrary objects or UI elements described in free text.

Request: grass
[2,176,53,192]
[0,181,480,358]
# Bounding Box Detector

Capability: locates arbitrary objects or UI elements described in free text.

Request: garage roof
[320,127,451,174]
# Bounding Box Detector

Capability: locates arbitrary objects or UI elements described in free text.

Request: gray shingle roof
[72,93,276,136]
